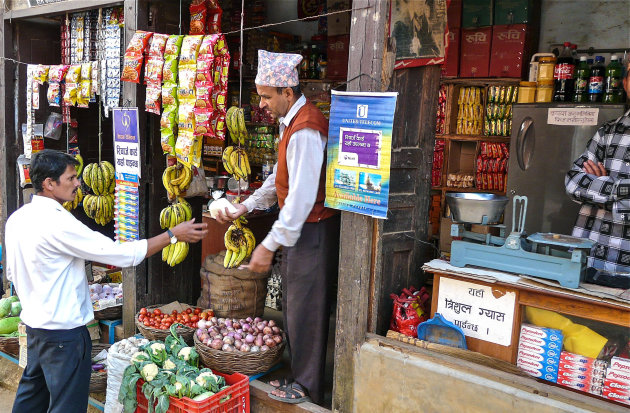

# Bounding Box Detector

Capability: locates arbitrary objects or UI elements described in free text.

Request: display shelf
[440,77,521,86]
[437,134,511,142]
[433,186,506,195]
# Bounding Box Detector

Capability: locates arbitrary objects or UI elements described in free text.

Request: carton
[442,28,460,77]
[460,27,492,77]
[462,0,493,27]
[518,341,561,358]
[489,24,531,78]
[518,333,562,349]
[603,388,630,405]
[611,357,630,374]
[517,349,559,366]
[604,378,630,392]
[520,325,563,342]
[494,0,534,25]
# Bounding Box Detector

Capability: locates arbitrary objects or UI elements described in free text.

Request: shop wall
[539,0,629,52]
[265,0,319,44]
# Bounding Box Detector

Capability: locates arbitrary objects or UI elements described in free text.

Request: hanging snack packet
[176,130,203,167]
[196,57,215,83]
[161,127,176,155]
[63,83,78,106]
[218,53,230,89]
[178,64,197,90]
[198,35,218,56]
[212,112,226,140]
[161,105,177,131]
[77,80,91,108]
[121,53,144,83]
[213,34,228,56]
[80,63,92,83]
[193,107,213,136]
[148,33,169,57]
[164,35,184,57]
[194,81,213,109]
[179,35,203,66]
[145,83,162,115]
[65,64,82,83]
[212,86,227,112]
[48,65,69,82]
[124,30,153,56]
[177,85,196,102]
[162,56,179,83]
[47,82,62,107]
[145,58,164,84]
[207,9,222,34]
[178,102,196,133]
[90,61,99,98]
[189,1,207,35]
[161,82,178,107]
[33,65,49,85]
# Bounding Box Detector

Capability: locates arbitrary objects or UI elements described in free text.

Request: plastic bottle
[604,55,623,104]
[309,45,319,79]
[573,56,590,103]
[588,56,606,103]
[570,44,578,64]
[553,42,575,102]
[299,44,309,79]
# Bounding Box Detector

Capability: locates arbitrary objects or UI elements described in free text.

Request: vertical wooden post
[332,1,389,412]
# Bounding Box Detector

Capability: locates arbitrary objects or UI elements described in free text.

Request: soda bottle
[570,44,578,64]
[309,45,319,79]
[573,56,589,103]
[588,56,605,102]
[604,55,622,104]
[299,44,309,79]
[553,42,575,101]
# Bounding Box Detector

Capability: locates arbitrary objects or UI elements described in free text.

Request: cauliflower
[174,382,184,392]
[163,358,177,371]
[131,351,149,363]
[140,363,159,382]
[149,342,166,355]
[196,371,218,388]
[178,347,193,361]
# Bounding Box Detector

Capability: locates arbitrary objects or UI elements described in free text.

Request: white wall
[264,0,320,43]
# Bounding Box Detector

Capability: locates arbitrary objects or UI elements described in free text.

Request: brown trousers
[281,214,340,405]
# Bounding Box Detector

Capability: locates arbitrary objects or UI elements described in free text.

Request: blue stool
[99,319,122,344]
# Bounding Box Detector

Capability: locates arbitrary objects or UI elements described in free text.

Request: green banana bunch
[222,146,251,181]
[63,187,83,211]
[226,106,248,145]
[223,217,256,268]
[74,154,84,177]
[82,193,114,226]
[162,162,193,200]
[82,161,115,196]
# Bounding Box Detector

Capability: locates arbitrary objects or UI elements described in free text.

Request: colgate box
[442,28,460,77]
[489,24,531,78]
[603,388,630,405]
[460,27,491,77]
[560,351,607,368]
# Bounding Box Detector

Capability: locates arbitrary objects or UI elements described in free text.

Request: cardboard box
[489,24,530,78]
[460,27,492,77]
[447,0,463,29]
[114,324,124,341]
[327,0,351,35]
[327,35,349,80]
[442,28,460,77]
[462,0,493,27]
[447,141,477,176]
[494,0,533,25]
[611,357,630,374]
[440,217,454,252]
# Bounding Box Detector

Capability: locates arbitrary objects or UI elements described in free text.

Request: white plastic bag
[104,337,148,413]
[184,165,208,197]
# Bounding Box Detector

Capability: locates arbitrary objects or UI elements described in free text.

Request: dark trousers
[13,325,92,413]
[281,214,340,405]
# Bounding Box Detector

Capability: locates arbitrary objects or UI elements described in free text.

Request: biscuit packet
[164,35,184,57]
[145,83,161,115]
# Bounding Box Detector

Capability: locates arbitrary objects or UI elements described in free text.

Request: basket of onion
[193,316,286,375]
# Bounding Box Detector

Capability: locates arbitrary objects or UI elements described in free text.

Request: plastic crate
[136,370,249,413]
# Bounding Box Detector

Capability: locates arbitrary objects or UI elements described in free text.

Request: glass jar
[518,81,537,103]
[537,56,556,82]
[536,80,554,102]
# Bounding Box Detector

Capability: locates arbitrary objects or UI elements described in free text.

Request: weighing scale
[448,195,594,289]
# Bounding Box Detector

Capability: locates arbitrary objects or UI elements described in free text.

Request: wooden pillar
[332,1,442,411]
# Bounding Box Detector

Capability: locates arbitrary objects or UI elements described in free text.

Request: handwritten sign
[547,108,599,126]
[437,277,516,346]
[112,108,141,178]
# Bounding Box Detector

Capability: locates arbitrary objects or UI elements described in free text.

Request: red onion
[218,318,225,324]
[234,333,242,341]
[261,345,270,352]
[233,322,241,330]
[240,344,250,352]
[254,317,262,323]
[242,323,251,331]
[196,329,203,338]
[210,317,218,324]
[211,339,223,350]
[222,343,234,352]
[220,328,228,336]
[256,322,265,331]
[245,334,255,344]
[246,317,253,323]
[227,332,235,338]
[254,336,264,347]
[263,326,273,335]
[263,334,270,342]
[236,329,243,335]
[265,338,276,348]
[273,335,282,344]
[225,320,233,328]
[239,318,246,324]
[201,333,210,342]
[223,336,234,345]
[234,339,243,348]
[227,327,235,332]
[203,338,210,346]
[268,320,276,327]
[252,328,259,335]
[197,320,207,329]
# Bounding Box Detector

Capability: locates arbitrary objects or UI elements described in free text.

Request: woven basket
[94,305,122,320]
[89,343,110,393]
[194,333,285,375]
[0,336,19,357]
[135,305,196,345]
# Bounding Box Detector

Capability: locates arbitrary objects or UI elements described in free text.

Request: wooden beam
[4,1,123,20]
[249,381,331,413]
[332,1,389,412]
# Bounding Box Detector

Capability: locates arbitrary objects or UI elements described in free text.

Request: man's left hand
[241,244,274,273]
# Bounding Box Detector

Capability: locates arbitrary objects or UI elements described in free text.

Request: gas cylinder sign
[437,277,516,346]
[547,108,599,126]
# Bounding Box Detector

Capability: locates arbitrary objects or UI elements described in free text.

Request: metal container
[445,193,509,224]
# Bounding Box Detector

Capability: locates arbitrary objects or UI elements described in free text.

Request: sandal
[268,382,311,404]
[268,378,291,388]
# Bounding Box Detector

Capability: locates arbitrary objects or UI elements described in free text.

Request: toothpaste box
[603,388,630,405]
[606,368,630,383]
[517,348,560,366]
[517,341,562,359]
[517,363,558,383]
[518,334,562,349]
[605,378,630,392]
[519,325,563,343]
[559,351,607,369]
[610,357,630,374]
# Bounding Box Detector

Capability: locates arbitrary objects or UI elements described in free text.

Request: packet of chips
[218,54,230,89]
[161,127,176,155]
[178,102,196,133]
[179,35,203,65]
[212,112,226,140]
[196,57,214,83]
[199,35,218,56]
[161,82,178,107]
[179,64,197,90]
[212,87,227,112]
[207,9,222,34]
[145,58,164,84]
[121,53,143,83]
[175,130,203,167]
[33,65,49,85]
[63,82,78,106]
[161,105,177,131]
[194,107,213,136]
[65,64,82,83]
[164,35,184,57]
[162,56,179,83]
[145,83,161,115]
[214,34,228,56]
[194,81,213,109]
[90,61,99,98]
[177,86,196,102]
[47,82,62,106]
[48,65,69,82]
[77,80,91,108]
[189,2,207,35]
[148,33,169,57]
[124,30,153,55]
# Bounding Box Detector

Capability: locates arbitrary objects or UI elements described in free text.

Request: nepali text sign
[436,277,516,346]
[325,91,397,219]
[112,108,141,177]
[547,108,599,126]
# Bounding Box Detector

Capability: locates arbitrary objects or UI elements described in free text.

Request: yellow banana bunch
[222,146,251,181]
[162,241,190,267]
[74,154,84,177]
[159,198,192,266]
[82,161,115,196]
[82,193,114,226]
[226,106,248,145]
[63,187,84,211]
[162,162,193,199]
[223,217,256,268]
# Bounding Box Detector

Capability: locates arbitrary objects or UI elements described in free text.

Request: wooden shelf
[437,134,511,142]
[432,186,506,195]
[440,77,521,86]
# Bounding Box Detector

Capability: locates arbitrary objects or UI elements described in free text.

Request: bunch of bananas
[74,154,84,177]
[83,194,115,225]
[162,163,193,199]
[222,146,251,181]
[63,187,84,211]
[83,161,115,195]
[226,106,248,144]
[223,217,256,268]
[159,197,193,267]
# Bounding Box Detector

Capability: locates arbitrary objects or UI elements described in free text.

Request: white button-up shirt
[242,95,327,251]
[5,195,148,330]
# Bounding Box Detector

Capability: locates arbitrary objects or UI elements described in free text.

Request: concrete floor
[0,386,16,413]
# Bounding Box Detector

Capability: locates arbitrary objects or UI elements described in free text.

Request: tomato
[193,308,201,315]
[143,320,150,326]
[183,314,190,323]
[191,315,199,323]
[172,310,178,316]
[140,308,148,315]
[139,315,144,322]
[185,308,192,314]
[153,308,162,315]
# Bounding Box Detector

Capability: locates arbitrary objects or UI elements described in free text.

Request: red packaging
[212,87,227,111]
[476,174,482,189]
[148,33,169,57]
[193,107,213,136]
[489,24,531,78]
[121,54,143,83]
[189,2,207,35]
[144,58,164,84]
[442,28,460,77]
[604,378,630,392]
[611,357,630,374]
[124,30,153,56]
[460,27,492,78]
[213,113,226,140]
[447,0,462,29]
[145,84,161,115]
[194,81,213,109]
[207,9,222,34]
[607,369,630,383]
[603,388,630,405]
[327,35,350,80]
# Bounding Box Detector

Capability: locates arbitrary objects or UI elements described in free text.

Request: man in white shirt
[6,149,207,413]
[217,50,339,405]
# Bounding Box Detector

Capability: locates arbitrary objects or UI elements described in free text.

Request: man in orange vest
[216,50,339,404]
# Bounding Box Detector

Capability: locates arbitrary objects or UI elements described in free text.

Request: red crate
[136,370,249,413]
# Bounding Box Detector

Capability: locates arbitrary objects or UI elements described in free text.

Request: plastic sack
[43,112,63,140]
[525,306,608,358]
[389,286,430,338]
[104,347,131,413]
[184,164,208,198]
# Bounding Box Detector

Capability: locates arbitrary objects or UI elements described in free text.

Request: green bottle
[573,56,589,103]
[604,55,622,104]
